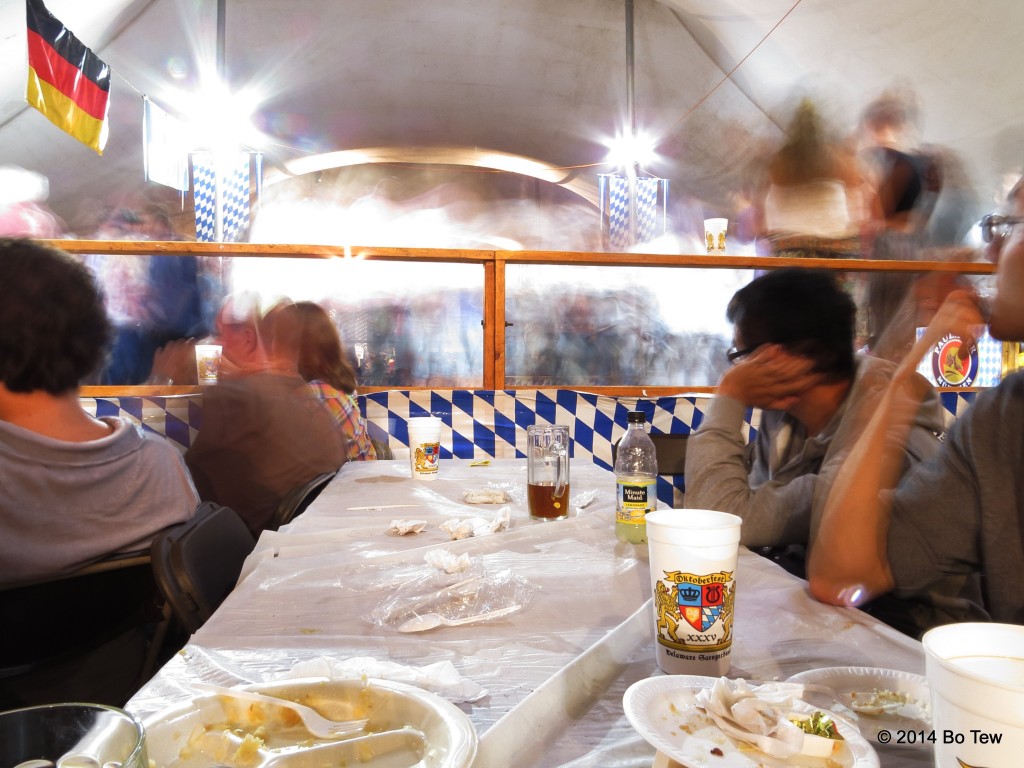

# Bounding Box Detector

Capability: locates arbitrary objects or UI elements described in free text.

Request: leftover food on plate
[848,688,915,715]
[144,678,477,768]
[623,675,879,768]
[786,667,931,749]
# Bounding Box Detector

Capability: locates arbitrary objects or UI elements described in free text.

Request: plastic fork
[193,683,369,739]
[397,603,523,632]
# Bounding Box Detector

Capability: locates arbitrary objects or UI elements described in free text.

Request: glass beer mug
[526,425,570,520]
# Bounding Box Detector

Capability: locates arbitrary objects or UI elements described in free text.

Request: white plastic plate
[623,674,879,768]
[143,677,477,768]
[787,666,931,750]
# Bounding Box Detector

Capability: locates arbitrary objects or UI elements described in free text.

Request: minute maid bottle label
[654,569,735,652]
[616,478,655,524]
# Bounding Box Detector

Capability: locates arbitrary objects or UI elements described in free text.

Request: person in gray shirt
[0,238,199,588]
[685,268,944,583]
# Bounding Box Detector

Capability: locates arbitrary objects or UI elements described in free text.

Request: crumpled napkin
[389,519,427,535]
[463,489,509,504]
[440,507,511,540]
[694,678,815,758]
[284,656,487,703]
[424,548,473,573]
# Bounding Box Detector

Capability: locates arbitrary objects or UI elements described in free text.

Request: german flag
[25,0,111,154]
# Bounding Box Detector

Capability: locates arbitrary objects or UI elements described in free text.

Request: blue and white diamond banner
[599,173,668,249]
[191,152,259,242]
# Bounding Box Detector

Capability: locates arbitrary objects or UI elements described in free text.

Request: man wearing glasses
[809,177,1024,634]
[684,268,945,599]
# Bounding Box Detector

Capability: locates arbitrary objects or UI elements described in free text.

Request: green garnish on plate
[790,710,844,741]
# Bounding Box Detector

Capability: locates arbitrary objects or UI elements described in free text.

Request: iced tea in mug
[527,480,571,519]
[526,425,570,520]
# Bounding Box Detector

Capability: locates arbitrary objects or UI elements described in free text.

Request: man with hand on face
[809,176,1024,634]
[684,268,945,585]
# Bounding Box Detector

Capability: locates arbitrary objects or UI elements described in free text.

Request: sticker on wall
[916,327,1003,387]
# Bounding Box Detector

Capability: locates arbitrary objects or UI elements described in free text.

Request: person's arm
[808,291,985,605]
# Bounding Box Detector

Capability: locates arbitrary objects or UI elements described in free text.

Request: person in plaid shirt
[269,301,376,461]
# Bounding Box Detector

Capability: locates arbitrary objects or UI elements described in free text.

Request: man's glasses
[725,345,760,365]
[979,213,1024,243]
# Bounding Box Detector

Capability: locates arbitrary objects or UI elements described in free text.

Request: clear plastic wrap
[367,564,535,631]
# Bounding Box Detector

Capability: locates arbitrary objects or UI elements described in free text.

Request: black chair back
[0,553,157,707]
[150,502,256,635]
[611,433,689,475]
[269,471,336,530]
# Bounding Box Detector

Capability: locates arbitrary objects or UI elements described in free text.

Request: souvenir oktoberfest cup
[922,622,1024,768]
[646,509,741,676]
[408,416,442,480]
[194,343,222,384]
[704,217,728,253]
[526,424,570,520]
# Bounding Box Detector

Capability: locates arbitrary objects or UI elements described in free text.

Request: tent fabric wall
[0,0,1018,237]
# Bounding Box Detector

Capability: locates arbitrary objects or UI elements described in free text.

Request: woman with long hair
[268,300,376,460]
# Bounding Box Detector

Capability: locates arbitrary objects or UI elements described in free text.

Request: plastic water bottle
[615,411,658,544]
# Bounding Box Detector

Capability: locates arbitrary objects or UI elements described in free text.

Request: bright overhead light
[170,79,264,153]
[605,131,656,171]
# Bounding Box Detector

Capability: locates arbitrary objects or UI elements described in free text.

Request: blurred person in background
[185,294,346,535]
[139,204,207,351]
[684,268,944,603]
[84,209,154,384]
[867,246,980,364]
[0,166,64,238]
[809,175,1024,634]
[756,99,869,258]
[84,205,209,385]
[857,88,945,358]
[266,301,376,461]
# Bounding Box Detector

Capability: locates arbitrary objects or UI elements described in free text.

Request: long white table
[129,459,933,767]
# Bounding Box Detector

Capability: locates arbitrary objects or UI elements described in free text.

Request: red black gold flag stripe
[25,0,111,154]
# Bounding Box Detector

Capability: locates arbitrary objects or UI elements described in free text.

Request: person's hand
[715,344,822,410]
[922,289,988,361]
[148,338,198,385]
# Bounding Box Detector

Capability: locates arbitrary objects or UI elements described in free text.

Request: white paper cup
[922,622,1024,767]
[408,416,442,480]
[194,344,222,384]
[646,509,741,676]
[704,217,728,253]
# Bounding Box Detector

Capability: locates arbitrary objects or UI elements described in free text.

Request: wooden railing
[51,240,997,398]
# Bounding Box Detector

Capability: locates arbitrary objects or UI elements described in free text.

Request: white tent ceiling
[1,0,1021,243]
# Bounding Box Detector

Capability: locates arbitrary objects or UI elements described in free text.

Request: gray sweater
[888,371,1024,631]
[684,355,945,549]
[0,416,199,587]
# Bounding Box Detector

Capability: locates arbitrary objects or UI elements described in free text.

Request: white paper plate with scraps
[143,677,477,768]
[623,675,878,768]
[787,667,931,749]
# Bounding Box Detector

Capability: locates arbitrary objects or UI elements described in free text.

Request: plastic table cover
[128,459,933,767]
